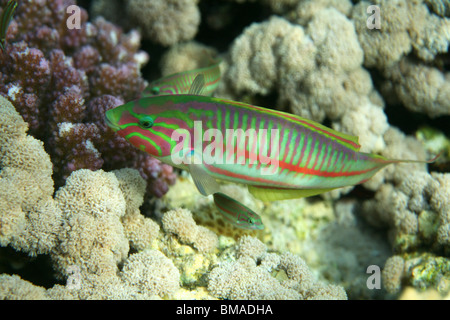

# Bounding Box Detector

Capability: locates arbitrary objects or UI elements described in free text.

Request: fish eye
[151,87,160,95]
[138,116,154,129]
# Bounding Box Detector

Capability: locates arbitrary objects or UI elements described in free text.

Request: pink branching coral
[0,0,176,196]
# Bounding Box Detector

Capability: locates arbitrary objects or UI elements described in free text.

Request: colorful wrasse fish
[213,192,264,230]
[0,0,17,52]
[105,75,437,229]
[142,59,221,97]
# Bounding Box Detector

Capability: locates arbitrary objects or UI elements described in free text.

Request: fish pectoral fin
[188,163,220,196]
[188,74,205,95]
[248,185,336,201]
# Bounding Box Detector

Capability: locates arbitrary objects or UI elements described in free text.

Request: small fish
[142,58,221,97]
[213,192,264,230]
[105,75,438,229]
[0,0,17,53]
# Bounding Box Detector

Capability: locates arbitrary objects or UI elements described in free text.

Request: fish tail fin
[366,151,442,165]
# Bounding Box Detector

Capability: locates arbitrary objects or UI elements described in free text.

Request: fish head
[144,79,165,96]
[105,96,189,158]
[236,211,264,230]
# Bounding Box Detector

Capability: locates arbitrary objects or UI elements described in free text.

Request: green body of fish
[105,92,432,202]
[105,75,436,229]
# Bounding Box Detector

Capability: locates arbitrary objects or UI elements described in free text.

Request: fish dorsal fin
[0,0,18,52]
[188,74,205,95]
[292,117,361,152]
[248,185,335,201]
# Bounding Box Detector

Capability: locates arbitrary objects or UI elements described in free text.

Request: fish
[142,58,221,97]
[105,75,437,228]
[0,0,17,53]
[213,192,264,230]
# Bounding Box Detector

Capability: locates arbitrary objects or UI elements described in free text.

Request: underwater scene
[0,0,449,301]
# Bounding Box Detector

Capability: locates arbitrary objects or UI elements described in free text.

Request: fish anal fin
[248,185,335,201]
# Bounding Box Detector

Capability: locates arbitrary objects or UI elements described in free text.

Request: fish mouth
[105,110,121,132]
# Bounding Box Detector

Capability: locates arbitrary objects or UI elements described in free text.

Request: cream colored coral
[55,169,126,219]
[208,255,301,299]
[111,169,159,250]
[121,249,180,298]
[279,252,315,294]
[335,101,388,153]
[113,168,146,214]
[382,255,405,294]
[0,96,60,255]
[0,97,27,146]
[352,0,450,66]
[46,272,146,300]
[0,168,27,246]
[162,208,218,253]
[125,0,200,46]
[52,169,129,278]
[362,171,450,250]
[307,8,363,72]
[0,274,48,300]
[351,1,411,68]
[382,58,450,117]
[208,237,347,300]
[290,0,353,25]
[429,173,450,245]
[228,16,316,96]
[122,209,159,251]
[159,42,218,77]
[237,235,267,260]
[351,0,450,117]
[10,198,62,256]
[425,0,450,17]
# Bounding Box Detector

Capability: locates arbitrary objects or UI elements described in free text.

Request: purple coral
[0,0,176,197]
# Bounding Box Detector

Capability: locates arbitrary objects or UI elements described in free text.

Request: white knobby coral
[121,249,180,298]
[352,0,450,117]
[162,208,219,253]
[52,169,129,279]
[208,236,347,300]
[125,0,200,46]
[0,96,61,255]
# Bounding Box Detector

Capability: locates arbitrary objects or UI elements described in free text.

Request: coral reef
[0,0,176,197]
[1,96,349,300]
[1,0,449,300]
[208,236,347,299]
